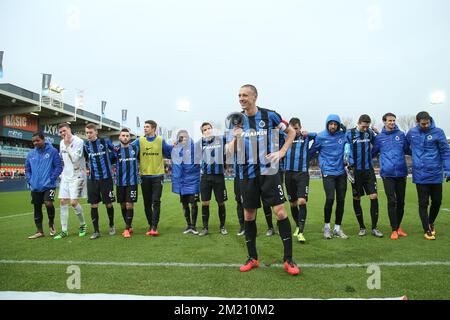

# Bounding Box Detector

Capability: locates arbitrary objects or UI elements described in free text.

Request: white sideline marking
[0,204,90,220]
[1,259,449,269]
[0,212,34,219]
[442,208,450,212]
[0,291,407,300]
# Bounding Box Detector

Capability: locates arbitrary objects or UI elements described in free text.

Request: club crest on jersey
[99,144,104,150]
[427,135,433,141]
[45,153,50,158]
[259,120,266,128]
[395,136,400,141]
[338,139,343,144]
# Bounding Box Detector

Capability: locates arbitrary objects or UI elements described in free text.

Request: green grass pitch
[0,178,449,299]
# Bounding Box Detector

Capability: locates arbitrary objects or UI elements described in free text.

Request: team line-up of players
[25,84,449,276]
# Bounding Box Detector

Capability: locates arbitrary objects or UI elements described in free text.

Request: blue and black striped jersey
[285,133,316,172]
[115,144,140,186]
[84,138,115,180]
[345,128,375,170]
[198,136,227,175]
[238,107,288,179]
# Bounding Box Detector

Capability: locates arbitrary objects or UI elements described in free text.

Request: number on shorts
[49,190,55,197]
[130,191,137,198]
[278,185,283,196]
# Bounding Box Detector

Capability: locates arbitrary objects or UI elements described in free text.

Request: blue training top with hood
[309,114,346,176]
[372,125,408,178]
[25,142,63,192]
[171,138,201,195]
[406,118,450,184]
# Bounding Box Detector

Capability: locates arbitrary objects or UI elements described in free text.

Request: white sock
[74,203,85,225]
[334,224,341,232]
[60,204,69,232]
[325,223,331,230]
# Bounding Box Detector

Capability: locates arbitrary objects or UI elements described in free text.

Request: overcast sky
[1,0,449,139]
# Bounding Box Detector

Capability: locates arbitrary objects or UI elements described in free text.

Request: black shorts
[180,194,200,205]
[116,185,138,203]
[200,174,228,202]
[285,171,309,202]
[240,174,285,209]
[31,189,56,204]
[87,178,116,204]
[351,169,377,197]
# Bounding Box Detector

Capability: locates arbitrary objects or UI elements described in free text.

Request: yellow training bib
[139,136,164,175]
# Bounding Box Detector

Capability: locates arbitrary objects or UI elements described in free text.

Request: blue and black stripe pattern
[84,138,115,180]
[239,107,287,179]
[116,144,139,186]
[201,136,227,175]
[349,128,375,170]
[285,133,316,172]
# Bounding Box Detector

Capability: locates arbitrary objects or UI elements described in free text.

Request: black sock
[370,199,379,230]
[202,205,210,229]
[34,203,43,232]
[184,205,191,227]
[153,201,161,229]
[126,208,134,229]
[107,206,114,227]
[121,207,127,224]
[353,199,365,229]
[290,205,300,227]
[191,205,198,228]
[46,205,55,227]
[298,204,307,233]
[263,205,274,229]
[218,204,226,228]
[236,202,244,229]
[244,220,257,259]
[91,207,99,232]
[277,218,293,262]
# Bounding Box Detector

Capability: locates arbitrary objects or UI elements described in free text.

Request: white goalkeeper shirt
[60,135,86,181]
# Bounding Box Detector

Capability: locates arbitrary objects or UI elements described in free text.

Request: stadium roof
[0,83,131,137]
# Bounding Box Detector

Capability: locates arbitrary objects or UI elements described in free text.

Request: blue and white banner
[121,109,127,123]
[0,51,4,79]
[101,101,107,116]
[41,73,52,96]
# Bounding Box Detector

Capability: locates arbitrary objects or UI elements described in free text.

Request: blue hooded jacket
[309,114,346,176]
[25,142,63,192]
[171,139,201,195]
[372,125,408,178]
[406,118,450,184]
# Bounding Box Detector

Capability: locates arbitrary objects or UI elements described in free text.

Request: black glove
[446,176,450,183]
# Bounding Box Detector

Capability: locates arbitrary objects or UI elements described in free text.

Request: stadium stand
[0,83,129,191]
